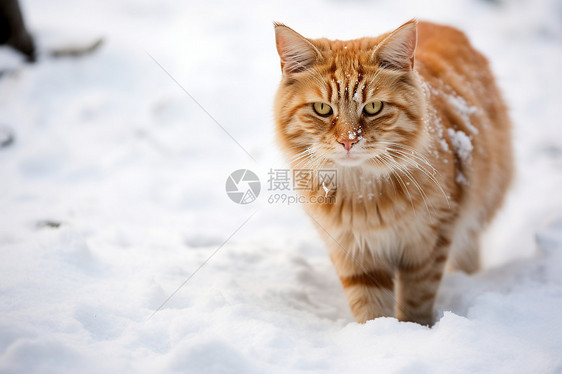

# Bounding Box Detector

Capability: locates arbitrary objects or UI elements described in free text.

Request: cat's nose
[337,138,359,151]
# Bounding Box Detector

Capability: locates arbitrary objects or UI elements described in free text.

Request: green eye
[363,101,383,116]
[313,102,333,117]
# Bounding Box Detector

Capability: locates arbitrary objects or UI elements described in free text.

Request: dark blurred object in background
[0,125,14,149]
[0,0,35,62]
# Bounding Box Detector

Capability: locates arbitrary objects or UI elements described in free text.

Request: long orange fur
[273,20,513,325]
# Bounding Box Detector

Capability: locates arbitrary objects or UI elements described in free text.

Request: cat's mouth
[332,151,367,166]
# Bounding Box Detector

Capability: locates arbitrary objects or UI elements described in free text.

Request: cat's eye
[313,102,333,117]
[363,101,384,116]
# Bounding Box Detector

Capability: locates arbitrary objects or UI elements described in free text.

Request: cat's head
[274,20,426,171]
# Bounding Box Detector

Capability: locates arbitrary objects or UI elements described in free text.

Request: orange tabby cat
[273,20,513,325]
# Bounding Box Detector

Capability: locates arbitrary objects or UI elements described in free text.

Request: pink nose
[338,138,359,151]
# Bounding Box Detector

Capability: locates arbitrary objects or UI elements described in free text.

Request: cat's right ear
[274,23,321,74]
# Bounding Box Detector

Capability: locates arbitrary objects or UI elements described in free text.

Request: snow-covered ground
[1,0,562,372]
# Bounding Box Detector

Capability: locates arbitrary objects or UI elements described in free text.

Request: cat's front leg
[395,234,451,326]
[330,249,395,323]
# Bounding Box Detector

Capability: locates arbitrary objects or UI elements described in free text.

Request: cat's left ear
[274,23,321,74]
[373,19,417,71]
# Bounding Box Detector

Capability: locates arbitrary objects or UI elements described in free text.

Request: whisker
[382,145,433,168]
[372,154,397,195]
[311,66,329,87]
[382,153,433,218]
[286,58,329,89]
[368,67,385,87]
[383,156,432,219]
[385,149,450,207]
[374,155,417,217]
[289,148,313,162]
[376,141,433,166]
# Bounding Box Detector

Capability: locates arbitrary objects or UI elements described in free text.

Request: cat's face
[274,21,426,171]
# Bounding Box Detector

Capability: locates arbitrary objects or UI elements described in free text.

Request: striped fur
[273,20,513,325]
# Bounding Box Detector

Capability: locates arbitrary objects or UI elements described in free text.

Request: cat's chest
[339,187,410,228]
[310,177,414,231]
[308,186,430,260]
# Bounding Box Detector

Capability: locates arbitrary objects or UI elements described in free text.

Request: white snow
[456,171,468,185]
[447,94,480,134]
[427,107,449,152]
[448,128,473,162]
[1,0,562,373]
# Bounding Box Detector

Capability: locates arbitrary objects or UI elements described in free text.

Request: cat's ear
[274,23,321,74]
[373,19,417,71]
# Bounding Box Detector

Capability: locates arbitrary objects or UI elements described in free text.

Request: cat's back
[415,21,490,86]
[417,22,477,60]
[415,21,513,225]
[413,21,504,135]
